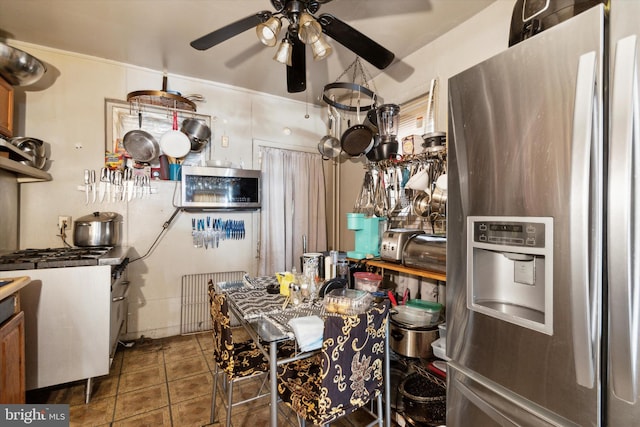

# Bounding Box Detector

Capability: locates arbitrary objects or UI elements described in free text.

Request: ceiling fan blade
[287,38,306,93]
[318,13,395,69]
[190,11,271,51]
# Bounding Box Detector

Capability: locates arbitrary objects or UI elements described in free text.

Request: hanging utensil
[354,169,375,216]
[84,169,90,205]
[90,169,96,203]
[99,167,108,203]
[373,169,388,218]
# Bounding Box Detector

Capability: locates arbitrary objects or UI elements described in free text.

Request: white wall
[10,1,517,339]
[11,41,326,339]
[338,0,516,251]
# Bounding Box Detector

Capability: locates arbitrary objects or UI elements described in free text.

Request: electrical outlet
[58,216,72,231]
[221,135,229,147]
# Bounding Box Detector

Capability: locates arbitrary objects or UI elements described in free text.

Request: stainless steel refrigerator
[447,1,640,425]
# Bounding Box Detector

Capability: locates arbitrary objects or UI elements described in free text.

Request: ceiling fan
[190,0,395,93]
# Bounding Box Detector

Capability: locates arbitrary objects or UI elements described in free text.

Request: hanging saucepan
[364,107,379,133]
[180,117,211,152]
[122,112,160,163]
[318,135,341,160]
[318,105,341,160]
[160,111,191,161]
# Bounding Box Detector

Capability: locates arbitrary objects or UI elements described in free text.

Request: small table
[217,276,392,427]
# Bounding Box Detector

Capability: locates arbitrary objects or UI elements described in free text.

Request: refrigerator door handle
[608,34,639,403]
[569,51,598,388]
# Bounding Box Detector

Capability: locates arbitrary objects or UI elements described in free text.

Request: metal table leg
[270,340,278,427]
[384,320,391,427]
[85,377,92,404]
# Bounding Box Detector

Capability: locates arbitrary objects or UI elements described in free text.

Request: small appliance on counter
[380,228,425,262]
[346,213,384,259]
[402,234,446,273]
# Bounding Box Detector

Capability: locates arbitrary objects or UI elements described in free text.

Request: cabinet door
[0,76,14,138]
[0,311,25,404]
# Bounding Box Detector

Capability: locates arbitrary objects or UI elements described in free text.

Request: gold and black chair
[276,300,390,427]
[208,281,272,426]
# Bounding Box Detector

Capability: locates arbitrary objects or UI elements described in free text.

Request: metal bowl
[0,42,46,86]
[11,137,47,169]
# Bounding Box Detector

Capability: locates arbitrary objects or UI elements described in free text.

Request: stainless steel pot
[389,316,441,358]
[73,212,123,247]
[180,117,211,152]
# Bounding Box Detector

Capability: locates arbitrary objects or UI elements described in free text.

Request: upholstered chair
[277,300,390,427]
[208,281,272,426]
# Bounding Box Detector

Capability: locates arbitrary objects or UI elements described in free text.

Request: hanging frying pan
[122,112,160,163]
[341,124,374,157]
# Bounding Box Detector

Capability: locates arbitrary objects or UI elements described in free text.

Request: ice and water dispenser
[467,216,553,335]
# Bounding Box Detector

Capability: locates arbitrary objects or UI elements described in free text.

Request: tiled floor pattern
[26,331,379,426]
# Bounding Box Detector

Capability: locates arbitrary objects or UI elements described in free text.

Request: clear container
[393,304,440,327]
[376,104,400,137]
[406,299,443,324]
[431,337,449,360]
[353,272,382,292]
[438,323,447,340]
[323,288,372,315]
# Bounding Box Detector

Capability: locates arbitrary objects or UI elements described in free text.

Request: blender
[368,104,400,162]
[376,104,400,143]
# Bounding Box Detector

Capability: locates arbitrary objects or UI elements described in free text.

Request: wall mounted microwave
[180,166,261,210]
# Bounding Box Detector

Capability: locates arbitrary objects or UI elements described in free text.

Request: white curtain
[259,146,327,275]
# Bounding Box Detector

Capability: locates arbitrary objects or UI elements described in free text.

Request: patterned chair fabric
[277,300,390,426]
[209,286,268,379]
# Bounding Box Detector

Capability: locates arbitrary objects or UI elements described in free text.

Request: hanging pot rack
[126,74,197,112]
[322,57,378,112]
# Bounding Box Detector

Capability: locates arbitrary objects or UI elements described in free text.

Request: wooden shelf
[349,258,446,282]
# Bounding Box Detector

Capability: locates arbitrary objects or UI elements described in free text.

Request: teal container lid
[406,299,443,313]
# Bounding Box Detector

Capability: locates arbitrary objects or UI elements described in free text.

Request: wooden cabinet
[0,311,25,403]
[0,76,13,138]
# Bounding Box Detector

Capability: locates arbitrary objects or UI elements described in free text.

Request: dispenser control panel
[473,220,546,248]
[467,216,554,335]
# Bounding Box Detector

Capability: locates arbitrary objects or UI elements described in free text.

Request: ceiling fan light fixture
[273,38,293,66]
[256,16,282,47]
[311,35,332,61]
[298,12,322,44]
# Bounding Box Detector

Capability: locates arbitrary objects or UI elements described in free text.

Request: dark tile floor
[26,331,379,426]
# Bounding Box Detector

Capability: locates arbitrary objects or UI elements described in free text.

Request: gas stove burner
[0,246,116,270]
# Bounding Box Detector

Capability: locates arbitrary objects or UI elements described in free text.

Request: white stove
[0,246,131,402]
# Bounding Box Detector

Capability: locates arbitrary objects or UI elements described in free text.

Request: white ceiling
[0,0,495,105]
